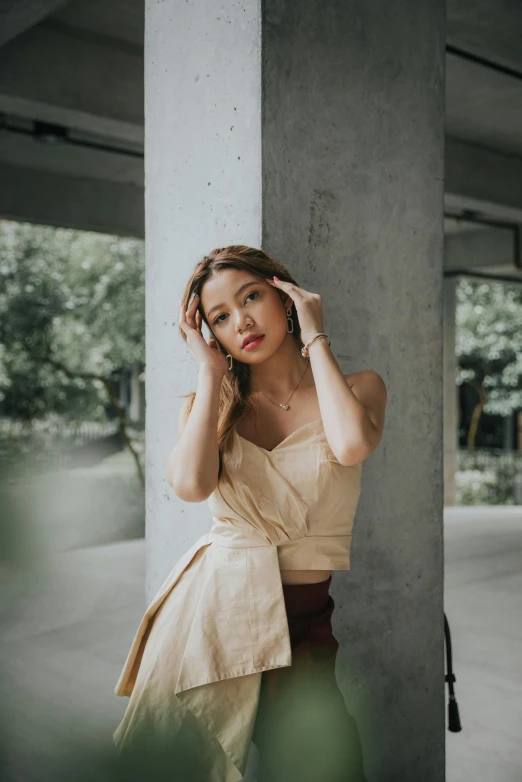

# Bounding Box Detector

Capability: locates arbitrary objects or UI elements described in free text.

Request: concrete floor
[444,506,522,782]
[0,506,520,781]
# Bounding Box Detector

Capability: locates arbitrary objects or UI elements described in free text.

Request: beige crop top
[113,420,363,782]
[209,418,362,569]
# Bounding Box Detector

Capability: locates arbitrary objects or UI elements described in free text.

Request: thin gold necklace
[251,362,309,411]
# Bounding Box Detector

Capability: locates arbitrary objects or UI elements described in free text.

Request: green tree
[0,219,145,480]
[456,276,522,449]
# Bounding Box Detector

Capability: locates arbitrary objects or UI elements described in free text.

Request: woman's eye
[213,291,259,324]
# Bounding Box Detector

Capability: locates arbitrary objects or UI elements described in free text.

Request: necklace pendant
[280,403,290,411]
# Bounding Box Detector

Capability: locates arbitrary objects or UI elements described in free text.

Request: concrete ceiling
[0,0,521,268]
[0,0,144,236]
[446,52,522,157]
[447,0,522,74]
[444,217,489,235]
[50,0,144,47]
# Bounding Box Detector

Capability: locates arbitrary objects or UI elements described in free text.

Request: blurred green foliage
[456,277,522,418]
[0,219,145,422]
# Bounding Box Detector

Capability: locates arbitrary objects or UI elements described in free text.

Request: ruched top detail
[208,419,362,568]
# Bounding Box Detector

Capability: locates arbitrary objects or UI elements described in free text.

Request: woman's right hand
[178,294,230,376]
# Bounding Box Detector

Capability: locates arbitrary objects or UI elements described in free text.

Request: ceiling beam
[0,0,68,48]
[0,162,144,237]
[445,137,522,223]
[0,24,143,144]
[444,226,515,271]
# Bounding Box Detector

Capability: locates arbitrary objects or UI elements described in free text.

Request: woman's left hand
[265,276,325,346]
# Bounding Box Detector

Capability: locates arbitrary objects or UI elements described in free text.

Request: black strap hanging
[444,613,462,732]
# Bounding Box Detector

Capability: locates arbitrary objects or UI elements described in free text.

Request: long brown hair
[177,245,304,480]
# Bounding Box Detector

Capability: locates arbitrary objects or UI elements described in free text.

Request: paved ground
[0,506,520,781]
[0,538,146,782]
[444,506,522,782]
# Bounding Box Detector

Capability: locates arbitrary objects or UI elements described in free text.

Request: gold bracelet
[301,333,330,358]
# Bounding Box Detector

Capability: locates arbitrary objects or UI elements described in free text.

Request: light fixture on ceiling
[33,121,69,144]
[0,113,143,158]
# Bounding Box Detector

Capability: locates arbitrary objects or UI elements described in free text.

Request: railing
[0,417,143,477]
[0,416,122,443]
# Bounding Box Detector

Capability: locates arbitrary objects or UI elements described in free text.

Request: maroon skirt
[252,576,367,782]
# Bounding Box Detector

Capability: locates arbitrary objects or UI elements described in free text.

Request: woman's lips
[243,335,264,350]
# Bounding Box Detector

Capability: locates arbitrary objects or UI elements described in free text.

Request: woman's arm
[166,366,223,502]
[308,338,387,466]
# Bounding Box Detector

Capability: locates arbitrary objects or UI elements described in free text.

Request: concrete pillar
[444,277,458,505]
[145,1,446,780]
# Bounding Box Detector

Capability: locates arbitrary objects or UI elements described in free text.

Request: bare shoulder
[343,369,387,391]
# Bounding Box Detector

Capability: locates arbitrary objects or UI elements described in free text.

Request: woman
[113,245,387,782]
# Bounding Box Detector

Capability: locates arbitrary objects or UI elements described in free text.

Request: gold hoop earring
[286,307,294,333]
[226,353,233,371]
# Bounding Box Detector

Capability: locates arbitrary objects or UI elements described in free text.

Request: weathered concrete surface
[145,0,445,779]
[261,2,446,779]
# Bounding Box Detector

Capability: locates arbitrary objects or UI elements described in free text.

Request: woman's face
[200,268,290,363]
